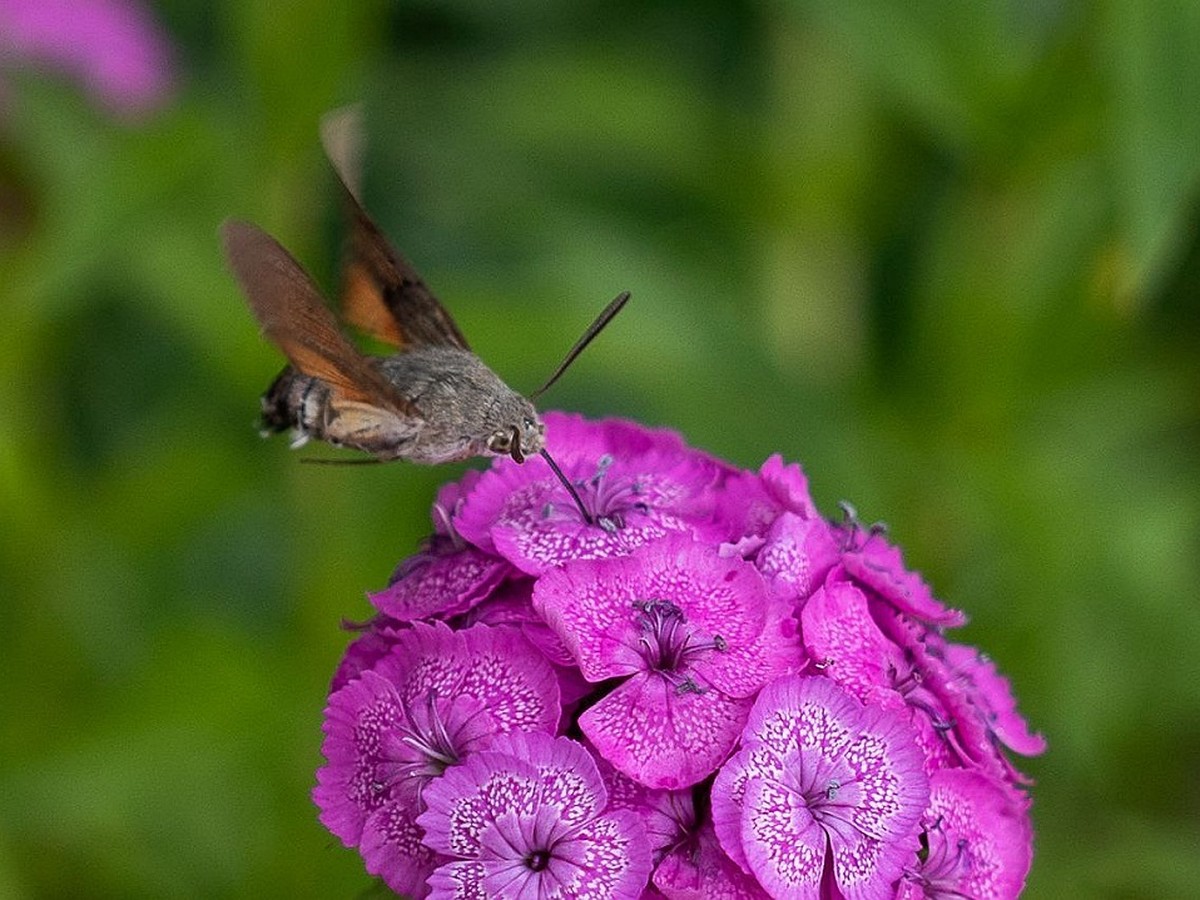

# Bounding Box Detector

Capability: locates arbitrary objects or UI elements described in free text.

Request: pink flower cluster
[316,413,1043,899]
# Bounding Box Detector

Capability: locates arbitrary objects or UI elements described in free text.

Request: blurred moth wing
[321,104,470,352]
[220,220,414,413]
[220,220,423,454]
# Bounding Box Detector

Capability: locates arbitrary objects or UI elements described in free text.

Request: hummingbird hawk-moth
[221,109,627,517]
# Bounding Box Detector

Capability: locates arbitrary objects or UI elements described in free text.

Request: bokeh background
[2,1,1198,897]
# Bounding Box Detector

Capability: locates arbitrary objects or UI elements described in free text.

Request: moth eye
[487,430,511,453]
[523,417,536,428]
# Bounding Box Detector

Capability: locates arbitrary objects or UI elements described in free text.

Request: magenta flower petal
[821,617,959,779]
[539,809,653,899]
[709,471,781,543]
[373,621,561,735]
[739,777,830,898]
[328,619,404,693]
[359,800,441,899]
[424,860,487,899]
[314,619,562,885]
[434,468,483,522]
[801,587,964,778]
[456,412,727,575]
[712,676,929,900]
[458,579,578,668]
[370,472,510,621]
[756,511,840,602]
[880,611,1008,777]
[759,454,820,520]
[589,741,695,863]
[487,730,607,826]
[417,733,652,899]
[369,544,507,621]
[800,573,906,707]
[314,670,409,846]
[590,742,660,810]
[582,671,755,790]
[711,454,820,544]
[940,642,1048,757]
[418,752,542,859]
[839,530,966,627]
[653,820,770,899]
[898,769,1033,900]
[710,742,782,874]
[874,612,1042,781]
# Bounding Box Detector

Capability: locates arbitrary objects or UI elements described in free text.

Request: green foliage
[2,1,1198,896]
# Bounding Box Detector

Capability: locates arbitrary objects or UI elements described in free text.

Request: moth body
[260,347,544,464]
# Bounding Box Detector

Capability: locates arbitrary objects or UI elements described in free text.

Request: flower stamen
[631,599,727,680]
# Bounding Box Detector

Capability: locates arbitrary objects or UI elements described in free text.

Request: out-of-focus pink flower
[0,0,173,116]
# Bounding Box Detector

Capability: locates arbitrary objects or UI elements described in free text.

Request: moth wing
[320,106,471,351]
[221,219,420,417]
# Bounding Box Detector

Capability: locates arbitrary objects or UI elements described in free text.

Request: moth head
[487,415,545,464]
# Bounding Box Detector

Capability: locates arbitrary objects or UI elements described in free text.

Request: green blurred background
[2,1,1198,897]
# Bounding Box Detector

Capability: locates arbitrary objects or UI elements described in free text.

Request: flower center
[835,501,888,552]
[525,849,552,872]
[908,820,972,897]
[889,661,971,766]
[892,665,946,724]
[801,778,843,815]
[389,690,465,788]
[791,761,885,842]
[632,599,727,685]
[551,455,651,532]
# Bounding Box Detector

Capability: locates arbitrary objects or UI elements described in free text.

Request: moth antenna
[539,449,594,525]
[530,291,630,399]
